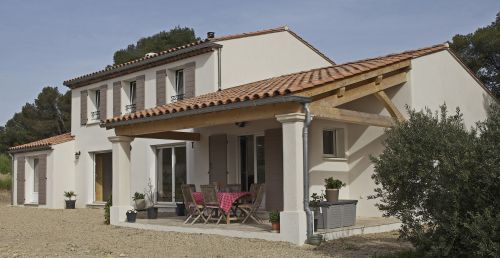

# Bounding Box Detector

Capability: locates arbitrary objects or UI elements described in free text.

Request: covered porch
[104,59,409,245]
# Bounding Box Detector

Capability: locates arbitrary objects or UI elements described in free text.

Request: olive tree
[371,104,499,257]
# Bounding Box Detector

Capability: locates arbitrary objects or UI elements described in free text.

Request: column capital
[276,113,306,123]
[108,136,134,143]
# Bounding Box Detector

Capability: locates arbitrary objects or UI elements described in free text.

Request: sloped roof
[63,26,334,88]
[9,133,75,153]
[105,43,448,126]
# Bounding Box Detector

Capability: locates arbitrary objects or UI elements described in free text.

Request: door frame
[155,143,187,204]
[91,150,112,203]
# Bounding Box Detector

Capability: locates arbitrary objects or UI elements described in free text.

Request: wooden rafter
[374,90,405,122]
[133,131,201,141]
[311,106,394,127]
[115,102,302,136]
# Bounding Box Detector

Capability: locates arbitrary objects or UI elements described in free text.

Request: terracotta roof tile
[9,133,75,152]
[106,43,448,126]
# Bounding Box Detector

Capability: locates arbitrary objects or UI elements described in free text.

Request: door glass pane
[323,130,335,155]
[33,159,39,192]
[256,136,265,184]
[157,148,173,202]
[174,147,187,202]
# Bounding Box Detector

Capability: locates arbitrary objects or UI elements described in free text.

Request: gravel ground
[0,191,412,258]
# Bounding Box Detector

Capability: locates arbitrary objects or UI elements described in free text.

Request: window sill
[86,120,101,126]
[323,156,348,162]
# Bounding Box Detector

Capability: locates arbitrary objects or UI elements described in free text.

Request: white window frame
[322,128,346,159]
[155,143,187,204]
[175,69,184,96]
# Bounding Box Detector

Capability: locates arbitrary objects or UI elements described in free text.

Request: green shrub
[370,104,500,257]
[269,210,280,223]
[104,194,112,225]
[324,177,345,189]
[0,154,11,175]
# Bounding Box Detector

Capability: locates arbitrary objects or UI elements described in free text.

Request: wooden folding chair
[200,184,225,224]
[240,183,265,224]
[181,184,206,224]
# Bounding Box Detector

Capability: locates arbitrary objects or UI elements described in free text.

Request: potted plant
[64,191,77,209]
[309,192,325,232]
[324,177,345,202]
[104,194,112,225]
[145,179,158,219]
[269,210,280,233]
[126,209,137,223]
[175,202,186,216]
[133,192,146,210]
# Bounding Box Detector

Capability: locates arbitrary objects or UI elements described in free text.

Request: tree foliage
[113,26,199,65]
[449,12,500,99]
[0,154,10,174]
[0,87,71,154]
[371,104,500,257]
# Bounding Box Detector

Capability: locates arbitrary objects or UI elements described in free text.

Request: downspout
[302,103,313,241]
[217,48,222,91]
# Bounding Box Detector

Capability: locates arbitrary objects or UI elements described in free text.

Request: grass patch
[0,177,11,190]
[373,250,419,258]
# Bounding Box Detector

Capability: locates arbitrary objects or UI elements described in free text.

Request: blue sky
[0,0,498,125]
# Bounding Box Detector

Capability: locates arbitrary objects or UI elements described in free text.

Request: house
[9,26,495,245]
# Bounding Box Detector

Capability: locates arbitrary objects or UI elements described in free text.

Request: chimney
[207,32,215,39]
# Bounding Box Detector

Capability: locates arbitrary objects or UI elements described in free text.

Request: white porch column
[276,113,307,245]
[108,136,134,224]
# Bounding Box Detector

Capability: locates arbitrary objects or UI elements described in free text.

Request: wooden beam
[295,60,410,97]
[311,106,394,127]
[133,131,201,141]
[374,90,405,122]
[115,102,302,136]
[310,71,407,109]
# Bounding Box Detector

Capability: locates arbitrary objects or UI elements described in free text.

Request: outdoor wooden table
[192,191,250,224]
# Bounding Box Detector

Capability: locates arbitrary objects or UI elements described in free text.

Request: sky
[0,0,498,125]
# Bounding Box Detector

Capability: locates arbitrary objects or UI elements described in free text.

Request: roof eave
[64,42,223,89]
[9,145,53,154]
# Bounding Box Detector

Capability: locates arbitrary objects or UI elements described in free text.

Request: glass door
[157,145,187,203]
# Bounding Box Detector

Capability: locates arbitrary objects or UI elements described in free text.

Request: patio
[118,213,401,243]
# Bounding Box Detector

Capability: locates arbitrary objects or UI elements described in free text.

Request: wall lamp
[75,151,81,160]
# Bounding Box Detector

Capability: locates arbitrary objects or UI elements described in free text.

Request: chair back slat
[181,184,196,206]
[252,183,265,210]
[249,183,259,202]
[222,184,241,192]
[201,185,219,204]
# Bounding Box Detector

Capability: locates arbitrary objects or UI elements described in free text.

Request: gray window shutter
[16,157,25,205]
[99,85,107,121]
[136,75,145,111]
[38,155,47,205]
[184,63,195,99]
[336,128,346,158]
[80,90,88,125]
[113,81,121,116]
[264,128,283,211]
[156,69,166,106]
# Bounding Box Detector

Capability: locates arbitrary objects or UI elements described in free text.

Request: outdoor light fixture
[74,151,81,159]
[235,122,247,128]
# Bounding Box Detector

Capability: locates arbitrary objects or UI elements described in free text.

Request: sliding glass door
[156,145,187,203]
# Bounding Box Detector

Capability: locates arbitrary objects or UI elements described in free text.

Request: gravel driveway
[0,191,411,257]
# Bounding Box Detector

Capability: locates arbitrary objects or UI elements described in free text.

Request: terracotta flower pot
[325,189,339,202]
[271,222,280,233]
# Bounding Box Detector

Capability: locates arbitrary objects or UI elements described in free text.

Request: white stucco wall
[218,31,332,89]
[410,50,494,127]
[50,141,76,209]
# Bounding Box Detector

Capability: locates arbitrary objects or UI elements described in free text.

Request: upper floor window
[323,128,345,158]
[90,90,101,120]
[126,81,137,113]
[172,69,184,102]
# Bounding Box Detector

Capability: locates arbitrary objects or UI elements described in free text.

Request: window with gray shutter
[80,90,88,125]
[16,157,25,205]
[113,81,121,116]
[156,69,166,106]
[184,63,195,99]
[99,85,107,121]
[37,155,47,205]
[135,75,145,111]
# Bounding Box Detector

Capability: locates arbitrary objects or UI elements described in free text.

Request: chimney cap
[207,32,215,39]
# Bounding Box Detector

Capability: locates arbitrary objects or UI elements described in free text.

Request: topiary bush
[370,104,500,257]
[104,194,112,225]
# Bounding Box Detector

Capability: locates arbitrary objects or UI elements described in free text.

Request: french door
[156,145,187,203]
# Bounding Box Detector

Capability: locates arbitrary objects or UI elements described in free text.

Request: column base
[110,205,133,225]
[280,211,307,245]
